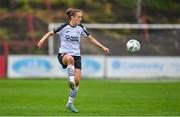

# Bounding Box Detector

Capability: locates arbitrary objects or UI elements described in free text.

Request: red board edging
[0,56,6,78]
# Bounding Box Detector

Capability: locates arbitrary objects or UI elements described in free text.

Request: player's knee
[67,56,74,65]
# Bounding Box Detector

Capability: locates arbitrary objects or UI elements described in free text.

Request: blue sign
[12,58,52,75]
[82,58,101,74]
[111,60,164,72]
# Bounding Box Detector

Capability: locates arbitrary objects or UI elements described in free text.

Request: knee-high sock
[67,86,79,106]
[67,65,75,82]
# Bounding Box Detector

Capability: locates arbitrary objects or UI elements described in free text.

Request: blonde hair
[66,8,82,20]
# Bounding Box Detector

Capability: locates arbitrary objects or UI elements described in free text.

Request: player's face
[71,12,82,25]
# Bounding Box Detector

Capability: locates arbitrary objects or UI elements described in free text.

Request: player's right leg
[62,54,75,90]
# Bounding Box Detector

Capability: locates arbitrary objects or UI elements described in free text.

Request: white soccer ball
[126,39,140,53]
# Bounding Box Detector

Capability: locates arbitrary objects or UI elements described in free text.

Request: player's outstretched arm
[37,31,54,48]
[87,35,109,54]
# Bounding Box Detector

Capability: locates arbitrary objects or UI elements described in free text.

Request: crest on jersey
[65,35,70,39]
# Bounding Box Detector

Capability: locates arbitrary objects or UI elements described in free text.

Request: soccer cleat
[66,104,78,113]
[69,81,75,90]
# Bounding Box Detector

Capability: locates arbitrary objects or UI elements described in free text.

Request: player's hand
[103,47,109,54]
[37,40,45,49]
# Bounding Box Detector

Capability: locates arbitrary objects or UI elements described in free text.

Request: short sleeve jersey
[53,23,90,56]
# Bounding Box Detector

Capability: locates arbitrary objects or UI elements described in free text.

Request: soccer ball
[126,39,140,53]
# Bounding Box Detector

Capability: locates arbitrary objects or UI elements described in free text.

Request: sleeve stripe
[53,22,68,34]
[82,27,90,36]
[79,24,90,36]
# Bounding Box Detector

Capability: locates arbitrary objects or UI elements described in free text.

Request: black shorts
[58,53,81,69]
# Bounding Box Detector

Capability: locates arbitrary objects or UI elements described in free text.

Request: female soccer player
[37,8,109,113]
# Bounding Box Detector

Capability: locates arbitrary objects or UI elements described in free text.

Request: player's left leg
[66,68,81,113]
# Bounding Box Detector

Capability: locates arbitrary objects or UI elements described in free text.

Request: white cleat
[66,103,78,113]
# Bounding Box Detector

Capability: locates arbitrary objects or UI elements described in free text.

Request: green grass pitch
[0,79,180,116]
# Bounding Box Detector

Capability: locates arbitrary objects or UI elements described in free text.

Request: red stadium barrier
[0,56,6,78]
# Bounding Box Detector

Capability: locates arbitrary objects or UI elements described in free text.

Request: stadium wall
[7,55,180,79]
